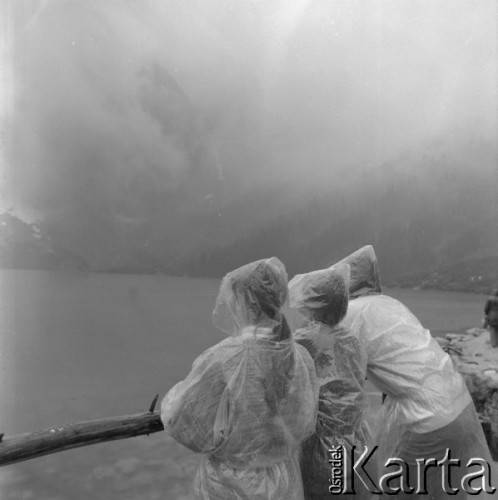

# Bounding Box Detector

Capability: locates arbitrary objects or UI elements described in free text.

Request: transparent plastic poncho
[334,244,382,298]
[161,258,319,500]
[289,264,373,500]
[337,246,494,498]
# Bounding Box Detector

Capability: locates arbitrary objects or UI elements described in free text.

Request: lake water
[0,269,490,499]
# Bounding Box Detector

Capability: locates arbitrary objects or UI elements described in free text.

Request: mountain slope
[0,212,88,271]
[172,141,498,291]
[4,139,497,293]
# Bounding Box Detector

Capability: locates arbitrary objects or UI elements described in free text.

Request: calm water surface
[0,269,490,499]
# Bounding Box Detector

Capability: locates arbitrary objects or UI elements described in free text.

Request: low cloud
[3,0,496,221]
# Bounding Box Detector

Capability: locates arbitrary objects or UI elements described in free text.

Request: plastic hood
[333,245,382,298]
[212,257,289,339]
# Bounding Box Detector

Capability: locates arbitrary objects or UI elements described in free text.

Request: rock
[435,337,449,347]
[483,369,498,390]
[442,328,498,460]
[445,333,469,341]
[467,328,484,337]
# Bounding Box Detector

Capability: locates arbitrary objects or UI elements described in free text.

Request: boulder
[438,328,498,460]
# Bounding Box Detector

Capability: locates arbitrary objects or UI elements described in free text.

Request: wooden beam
[0,396,164,467]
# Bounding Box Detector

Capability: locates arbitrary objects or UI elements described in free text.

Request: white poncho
[161,257,318,499]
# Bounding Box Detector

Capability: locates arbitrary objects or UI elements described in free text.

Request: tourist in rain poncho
[160,257,319,500]
[484,288,498,348]
[289,263,373,500]
[334,245,494,499]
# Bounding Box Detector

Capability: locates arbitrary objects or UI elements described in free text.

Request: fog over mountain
[2,0,497,288]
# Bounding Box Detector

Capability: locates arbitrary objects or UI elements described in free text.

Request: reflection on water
[0,270,489,499]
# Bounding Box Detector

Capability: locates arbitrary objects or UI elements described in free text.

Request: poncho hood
[212,257,289,339]
[334,245,382,298]
[289,263,350,326]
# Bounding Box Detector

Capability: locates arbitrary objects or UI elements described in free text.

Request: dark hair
[231,259,287,321]
[265,314,296,410]
[311,279,348,326]
[275,314,292,341]
[300,269,349,327]
[229,259,294,405]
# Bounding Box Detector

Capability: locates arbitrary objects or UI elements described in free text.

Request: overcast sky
[1,0,496,221]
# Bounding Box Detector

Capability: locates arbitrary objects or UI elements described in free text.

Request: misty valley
[1,143,497,296]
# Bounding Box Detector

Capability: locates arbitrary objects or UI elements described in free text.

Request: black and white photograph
[1,1,497,499]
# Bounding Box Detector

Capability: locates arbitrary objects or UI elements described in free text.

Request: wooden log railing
[0,395,164,467]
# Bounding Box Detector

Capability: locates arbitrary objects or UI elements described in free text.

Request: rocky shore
[437,328,498,460]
